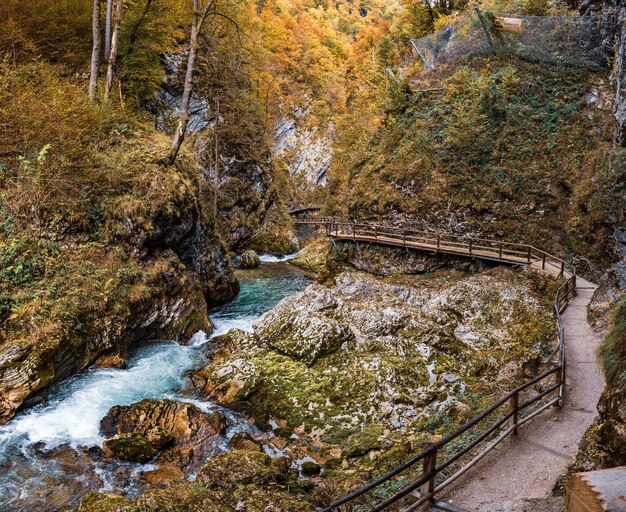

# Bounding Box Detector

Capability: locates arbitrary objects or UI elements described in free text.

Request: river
[0,258,309,511]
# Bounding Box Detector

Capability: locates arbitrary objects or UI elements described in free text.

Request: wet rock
[101,399,230,474]
[273,426,294,439]
[141,464,185,486]
[231,431,262,451]
[92,355,127,369]
[239,250,261,269]
[103,433,157,463]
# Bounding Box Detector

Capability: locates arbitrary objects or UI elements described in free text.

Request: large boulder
[102,433,157,463]
[101,399,229,474]
[239,250,261,269]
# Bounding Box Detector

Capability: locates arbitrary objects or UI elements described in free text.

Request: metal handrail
[298,217,577,512]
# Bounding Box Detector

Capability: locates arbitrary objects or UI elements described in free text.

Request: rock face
[274,110,334,187]
[100,399,230,476]
[192,267,554,447]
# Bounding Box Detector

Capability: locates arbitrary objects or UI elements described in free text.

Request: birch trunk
[89,0,101,101]
[104,0,124,101]
[104,0,113,62]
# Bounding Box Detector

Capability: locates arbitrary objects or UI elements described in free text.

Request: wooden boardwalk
[294,218,594,512]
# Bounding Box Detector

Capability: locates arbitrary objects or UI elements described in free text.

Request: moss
[344,423,385,458]
[197,450,290,488]
[301,461,322,476]
[75,493,136,512]
[103,433,157,463]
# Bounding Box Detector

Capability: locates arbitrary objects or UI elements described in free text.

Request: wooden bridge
[294,217,590,512]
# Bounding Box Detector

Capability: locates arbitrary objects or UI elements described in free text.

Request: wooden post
[511,391,519,435]
[499,242,503,259]
[352,224,355,240]
[403,229,407,244]
[437,235,441,251]
[527,246,532,263]
[469,240,473,255]
[560,261,565,278]
[375,225,378,240]
[421,449,437,501]
[542,253,546,270]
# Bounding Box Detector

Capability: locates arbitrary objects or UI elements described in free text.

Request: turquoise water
[0,261,309,511]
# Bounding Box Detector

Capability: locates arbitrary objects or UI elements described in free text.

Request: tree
[166,0,216,164]
[104,0,113,61]
[104,0,124,101]
[89,0,101,101]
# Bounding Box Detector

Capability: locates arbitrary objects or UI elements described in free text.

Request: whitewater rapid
[0,260,309,511]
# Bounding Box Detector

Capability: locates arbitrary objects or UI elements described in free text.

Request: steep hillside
[0,61,238,423]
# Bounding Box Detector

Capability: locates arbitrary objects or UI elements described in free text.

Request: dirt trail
[444,277,605,511]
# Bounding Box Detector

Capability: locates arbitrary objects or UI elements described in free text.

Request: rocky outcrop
[0,171,239,424]
[100,398,230,476]
[191,267,554,448]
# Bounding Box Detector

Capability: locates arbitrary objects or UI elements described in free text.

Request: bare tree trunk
[89,0,101,101]
[166,0,215,164]
[104,0,113,61]
[213,96,219,221]
[104,0,124,101]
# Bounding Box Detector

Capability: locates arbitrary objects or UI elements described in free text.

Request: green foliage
[329,56,620,264]
[522,0,549,16]
[599,293,626,386]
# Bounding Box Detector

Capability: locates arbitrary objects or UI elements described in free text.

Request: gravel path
[443,277,605,511]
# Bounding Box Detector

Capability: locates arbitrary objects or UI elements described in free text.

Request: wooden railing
[296,217,577,512]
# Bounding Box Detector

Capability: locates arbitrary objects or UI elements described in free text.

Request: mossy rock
[254,310,352,365]
[301,461,321,476]
[76,492,134,512]
[144,426,173,451]
[102,433,157,463]
[344,424,385,458]
[197,450,290,488]
[323,457,342,470]
[273,426,294,439]
[290,239,331,275]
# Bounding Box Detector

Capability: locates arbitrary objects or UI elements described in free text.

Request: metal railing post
[511,391,519,435]
[560,261,564,278]
[420,449,437,502]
